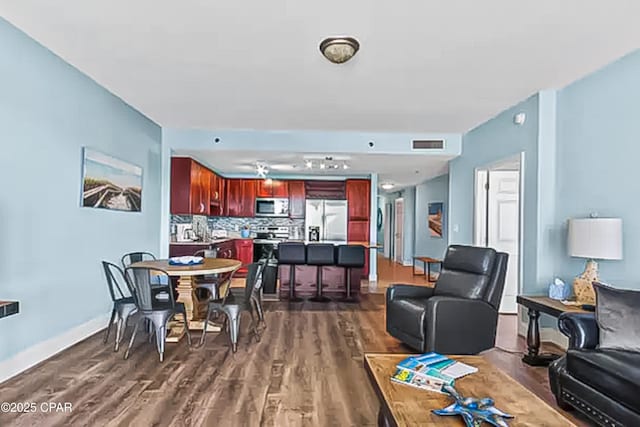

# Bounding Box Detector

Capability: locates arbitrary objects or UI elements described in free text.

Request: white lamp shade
[567,218,623,260]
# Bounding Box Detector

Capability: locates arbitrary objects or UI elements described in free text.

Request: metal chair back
[125,266,175,311]
[102,261,131,302]
[121,251,157,269]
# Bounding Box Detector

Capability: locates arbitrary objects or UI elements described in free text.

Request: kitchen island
[278,241,378,300]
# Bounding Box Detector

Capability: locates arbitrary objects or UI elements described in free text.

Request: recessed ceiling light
[320,163,326,169]
[305,160,313,168]
[342,163,349,169]
[381,183,394,190]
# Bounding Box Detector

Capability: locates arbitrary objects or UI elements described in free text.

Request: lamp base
[573,259,598,305]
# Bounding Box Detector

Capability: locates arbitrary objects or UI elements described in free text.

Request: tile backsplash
[170,215,304,238]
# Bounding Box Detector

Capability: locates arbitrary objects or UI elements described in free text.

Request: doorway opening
[474,154,524,314]
[394,198,404,264]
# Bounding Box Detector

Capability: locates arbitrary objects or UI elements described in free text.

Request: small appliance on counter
[176,224,197,242]
[211,229,228,240]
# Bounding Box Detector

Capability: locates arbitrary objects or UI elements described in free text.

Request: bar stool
[337,245,365,303]
[306,244,335,303]
[278,242,306,302]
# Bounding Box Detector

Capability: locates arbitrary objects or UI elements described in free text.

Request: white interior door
[394,199,404,264]
[383,203,392,258]
[474,170,488,247]
[487,170,520,314]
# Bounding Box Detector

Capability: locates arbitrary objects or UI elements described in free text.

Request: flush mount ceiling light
[319,36,360,64]
[381,183,394,190]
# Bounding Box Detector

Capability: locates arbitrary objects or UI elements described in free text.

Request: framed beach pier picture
[81,148,143,212]
[428,202,444,238]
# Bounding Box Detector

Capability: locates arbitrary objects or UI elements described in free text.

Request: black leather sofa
[549,312,640,426]
[386,245,508,354]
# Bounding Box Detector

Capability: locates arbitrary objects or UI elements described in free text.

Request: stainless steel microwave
[255,198,289,217]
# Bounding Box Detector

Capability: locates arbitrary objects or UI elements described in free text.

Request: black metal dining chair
[231,258,268,327]
[123,266,191,361]
[121,251,156,269]
[102,261,138,352]
[200,263,263,352]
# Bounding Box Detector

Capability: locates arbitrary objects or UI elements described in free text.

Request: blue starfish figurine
[433,385,514,427]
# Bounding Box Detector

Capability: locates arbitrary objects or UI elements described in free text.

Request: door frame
[394,198,404,264]
[473,152,525,312]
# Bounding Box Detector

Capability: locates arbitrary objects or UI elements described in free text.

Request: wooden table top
[413,256,442,263]
[517,295,589,317]
[364,353,575,427]
[130,258,241,276]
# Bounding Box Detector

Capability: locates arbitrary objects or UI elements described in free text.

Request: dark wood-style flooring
[0,294,586,426]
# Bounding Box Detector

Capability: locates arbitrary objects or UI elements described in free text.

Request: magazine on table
[390,367,448,394]
[396,353,478,383]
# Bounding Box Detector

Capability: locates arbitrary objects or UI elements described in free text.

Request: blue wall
[555,50,640,289]
[414,174,449,259]
[0,18,162,364]
[449,94,542,292]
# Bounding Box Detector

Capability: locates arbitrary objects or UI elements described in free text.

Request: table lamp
[567,217,623,304]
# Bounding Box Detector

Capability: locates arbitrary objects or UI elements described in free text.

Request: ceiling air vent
[412,139,445,150]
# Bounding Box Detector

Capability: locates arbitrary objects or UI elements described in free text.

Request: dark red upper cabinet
[256,179,288,198]
[288,180,305,219]
[225,179,256,217]
[346,179,371,221]
[209,172,225,216]
[170,157,210,216]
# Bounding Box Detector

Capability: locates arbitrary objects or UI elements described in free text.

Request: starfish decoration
[433,385,514,427]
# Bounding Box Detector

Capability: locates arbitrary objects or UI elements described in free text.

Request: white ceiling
[176,150,453,191]
[2,1,639,133]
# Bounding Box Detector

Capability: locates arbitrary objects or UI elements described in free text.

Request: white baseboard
[0,313,110,384]
[402,261,413,267]
[368,274,378,282]
[518,318,568,350]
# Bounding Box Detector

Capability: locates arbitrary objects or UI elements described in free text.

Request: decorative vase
[573,259,598,304]
[241,229,251,238]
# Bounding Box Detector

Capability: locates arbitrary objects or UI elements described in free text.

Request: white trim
[0,314,110,384]
[368,273,378,282]
[402,261,413,267]
[517,318,568,350]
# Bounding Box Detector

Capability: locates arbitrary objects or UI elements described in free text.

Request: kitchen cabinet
[288,180,306,219]
[348,220,370,279]
[225,179,257,217]
[256,179,288,198]
[209,172,225,216]
[170,158,210,216]
[214,240,236,260]
[346,179,371,221]
[234,239,254,277]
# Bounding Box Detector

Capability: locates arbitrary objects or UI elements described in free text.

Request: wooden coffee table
[364,353,575,426]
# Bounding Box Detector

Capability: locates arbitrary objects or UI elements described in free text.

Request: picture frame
[80,147,143,212]
[428,202,444,238]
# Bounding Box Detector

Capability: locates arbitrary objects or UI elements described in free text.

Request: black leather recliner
[549,313,640,426]
[386,245,508,354]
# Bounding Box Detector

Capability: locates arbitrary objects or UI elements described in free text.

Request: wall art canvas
[428,202,444,238]
[81,148,142,212]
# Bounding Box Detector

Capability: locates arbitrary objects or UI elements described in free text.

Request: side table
[516,295,587,366]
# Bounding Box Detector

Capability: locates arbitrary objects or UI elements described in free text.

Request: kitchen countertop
[283,240,382,249]
[170,238,241,245]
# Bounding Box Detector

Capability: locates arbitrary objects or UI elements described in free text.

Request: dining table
[130,257,242,342]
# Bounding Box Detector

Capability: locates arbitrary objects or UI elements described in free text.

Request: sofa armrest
[424,296,498,354]
[558,312,599,350]
[386,284,435,303]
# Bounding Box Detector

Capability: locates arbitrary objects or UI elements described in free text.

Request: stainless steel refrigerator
[305,200,348,242]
